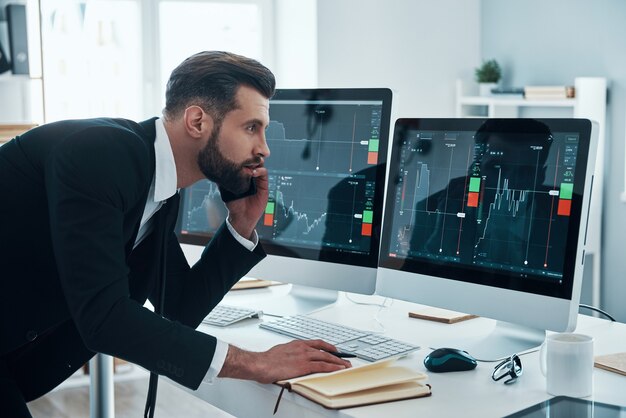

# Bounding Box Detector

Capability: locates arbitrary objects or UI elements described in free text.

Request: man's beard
[197,128,261,194]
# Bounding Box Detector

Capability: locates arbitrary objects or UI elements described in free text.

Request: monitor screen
[178,88,392,309]
[377,118,597,358]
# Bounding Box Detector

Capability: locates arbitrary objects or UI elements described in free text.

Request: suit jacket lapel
[125,118,159,256]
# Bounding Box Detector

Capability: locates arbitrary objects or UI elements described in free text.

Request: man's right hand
[218,340,352,383]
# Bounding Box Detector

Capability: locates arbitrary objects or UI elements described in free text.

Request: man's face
[197,85,271,193]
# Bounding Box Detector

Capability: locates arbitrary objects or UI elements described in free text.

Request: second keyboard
[259,315,419,362]
[203,305,262,327]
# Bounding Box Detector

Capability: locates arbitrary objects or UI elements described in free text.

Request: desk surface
[181,285,626,418]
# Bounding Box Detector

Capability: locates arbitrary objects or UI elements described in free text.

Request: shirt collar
[153,118,178,202]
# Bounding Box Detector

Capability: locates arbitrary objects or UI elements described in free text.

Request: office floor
[27,371,218,417]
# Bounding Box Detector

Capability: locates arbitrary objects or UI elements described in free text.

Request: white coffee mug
[539,333,594,397]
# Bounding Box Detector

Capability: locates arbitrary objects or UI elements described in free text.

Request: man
[0,51,350,417]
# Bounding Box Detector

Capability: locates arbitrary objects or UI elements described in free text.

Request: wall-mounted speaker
[5,3,29,75]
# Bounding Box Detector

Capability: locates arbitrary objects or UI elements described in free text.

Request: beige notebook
[409,307,478,324]
[274,358,431,412]
[231,278,282,290]
[595,352,626,376]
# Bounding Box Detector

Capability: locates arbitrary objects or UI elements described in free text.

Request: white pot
[479,82,498,96]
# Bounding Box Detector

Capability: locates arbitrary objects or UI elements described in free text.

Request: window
[159,1,268,91]
[40,0,142,121]
[39,0,274,121]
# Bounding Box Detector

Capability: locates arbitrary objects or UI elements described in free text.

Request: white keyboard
[203,305,262,327]
[259,315,419,362]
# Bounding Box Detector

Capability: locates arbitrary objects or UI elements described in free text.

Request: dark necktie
[143,196,176,418]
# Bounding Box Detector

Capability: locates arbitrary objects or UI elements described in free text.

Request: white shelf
[458,96,575,108]
[0,75,43,124]
[0,74,41,82]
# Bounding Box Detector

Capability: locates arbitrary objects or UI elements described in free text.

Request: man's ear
[183,105,213,139]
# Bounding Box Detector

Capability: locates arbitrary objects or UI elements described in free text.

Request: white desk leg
[89,354,115,418]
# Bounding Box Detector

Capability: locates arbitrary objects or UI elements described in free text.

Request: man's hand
[225,167,269,240]
[218,340,352,383]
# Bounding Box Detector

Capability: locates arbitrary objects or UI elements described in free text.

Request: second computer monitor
[377,118,597,358]
[178,88,392,311]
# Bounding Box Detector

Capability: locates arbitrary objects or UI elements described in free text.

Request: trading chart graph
[266,101,382,174]
[179,98,384,256]
[179,180,227,235]
[388,129,578,280]
[257,173,376,252]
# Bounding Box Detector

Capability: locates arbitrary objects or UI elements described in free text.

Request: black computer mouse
[423,347,477,372]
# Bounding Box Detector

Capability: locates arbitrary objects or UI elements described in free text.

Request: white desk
[181,285,626,418]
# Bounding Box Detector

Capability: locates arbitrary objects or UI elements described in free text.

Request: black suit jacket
[0,118,264,394]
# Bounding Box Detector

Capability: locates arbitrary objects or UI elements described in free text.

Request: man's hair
[163,51,276,125]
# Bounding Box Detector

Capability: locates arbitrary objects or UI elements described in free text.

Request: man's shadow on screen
[320,164,380,263]
[403,119,557,268]
[243,95,336,259]
[266,97,337,259]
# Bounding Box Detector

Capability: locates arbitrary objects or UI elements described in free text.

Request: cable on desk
[579,304,616,322]
[428,306,616,364]
[472,306,616,362]
[345,293,393,308]
[345,293,393,333]
[475,348,541,363]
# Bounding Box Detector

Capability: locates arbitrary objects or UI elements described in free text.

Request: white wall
[315,0,481,120]
[273,0,317,88]
[312,1,623,320]
[481,0,626,322]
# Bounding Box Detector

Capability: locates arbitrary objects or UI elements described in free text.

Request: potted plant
[475,59,501,96]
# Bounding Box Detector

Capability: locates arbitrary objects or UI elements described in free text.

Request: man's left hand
[225,167,269,240]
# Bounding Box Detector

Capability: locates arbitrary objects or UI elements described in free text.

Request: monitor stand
[457,321,546,361]
[258,285,339,317]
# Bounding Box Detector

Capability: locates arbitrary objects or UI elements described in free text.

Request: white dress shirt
[134,118,258,384]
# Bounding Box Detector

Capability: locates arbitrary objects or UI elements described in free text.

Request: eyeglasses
[492,354,523,384]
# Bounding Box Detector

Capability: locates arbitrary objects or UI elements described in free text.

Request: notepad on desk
[274,358,431,412]
[595,352,626,376]
[231,277,282,290]
[409,306,478,324]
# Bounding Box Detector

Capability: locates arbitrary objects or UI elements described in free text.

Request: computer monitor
[178,88,392,315]
[376,118,597,359]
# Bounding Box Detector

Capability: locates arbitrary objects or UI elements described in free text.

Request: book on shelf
[491,86,524,96]
[523,85,574,100]
[273,357,431,412]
